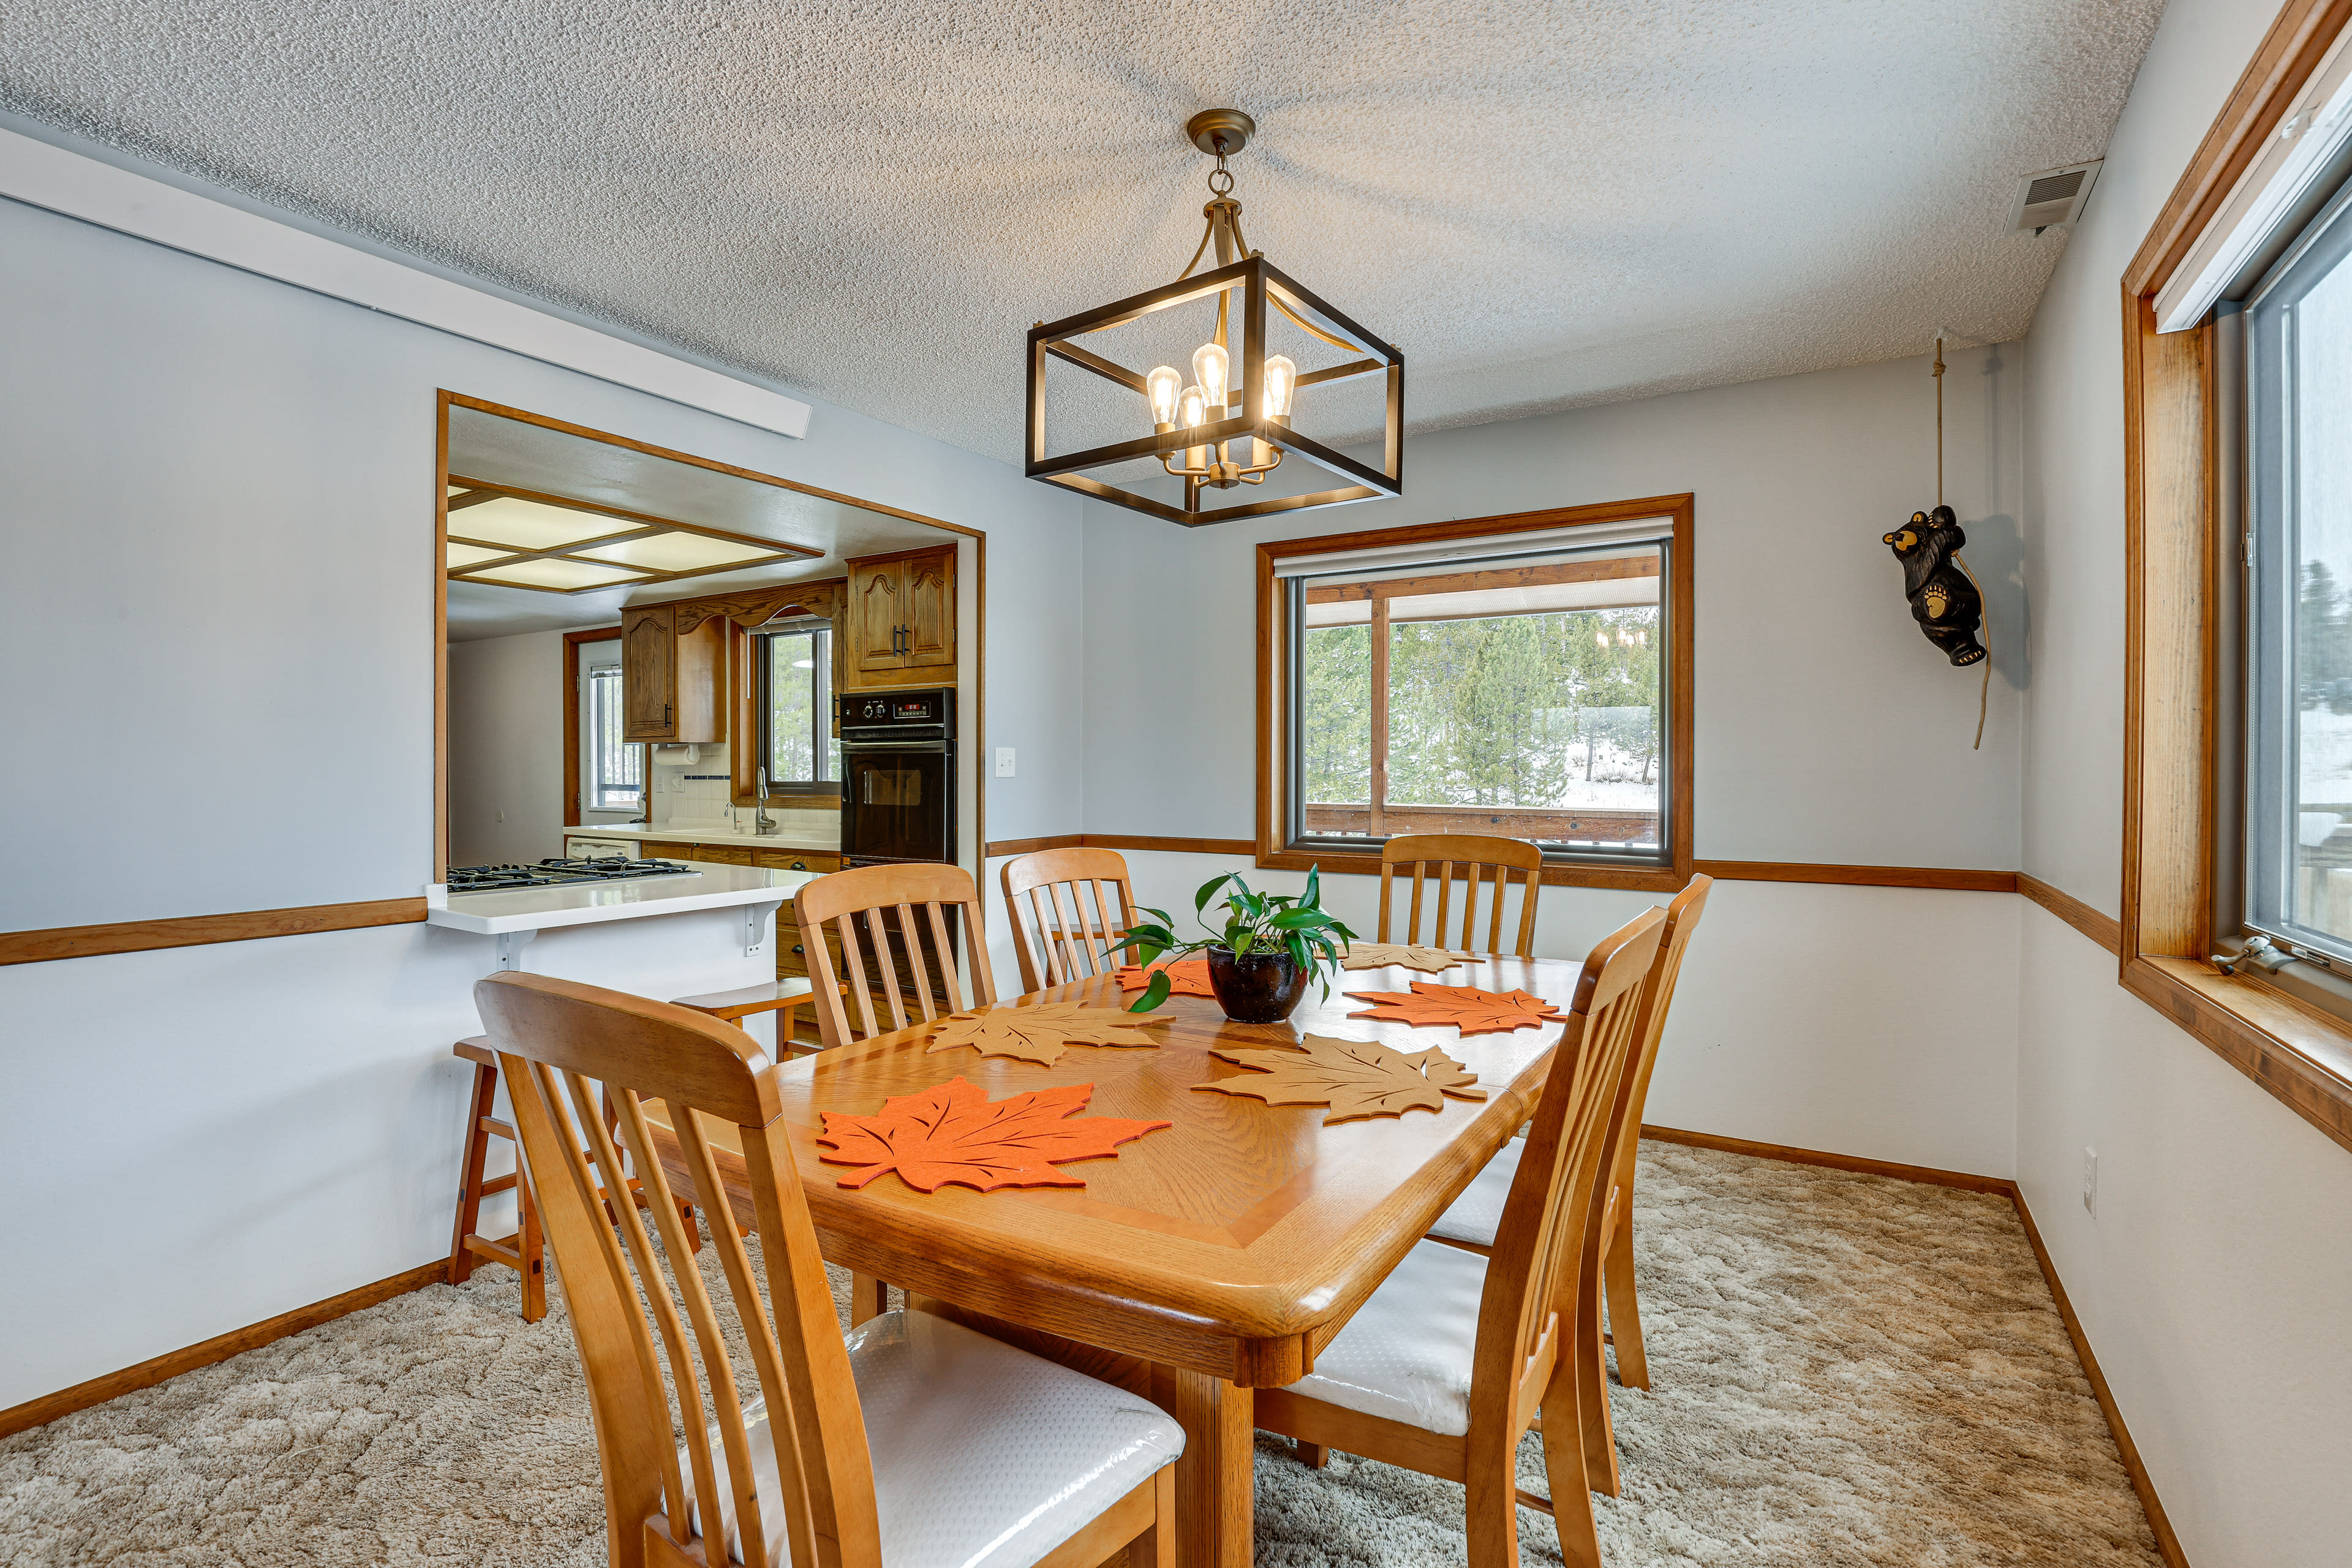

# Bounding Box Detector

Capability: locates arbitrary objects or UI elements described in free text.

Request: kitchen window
[1259,499,1693,888]
[758,618,841,793]
[584,664,642,810]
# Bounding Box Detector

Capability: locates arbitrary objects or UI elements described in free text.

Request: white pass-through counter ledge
[426,863,818,972]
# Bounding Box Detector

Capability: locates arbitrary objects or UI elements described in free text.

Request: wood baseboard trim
[1,897,429,967]
[0,1259,446,1439]
[1638,1123,2013,1193]
[1639,1125,2188,1568]
[2005,1186,2191,1568]
[2018,873,2124,956]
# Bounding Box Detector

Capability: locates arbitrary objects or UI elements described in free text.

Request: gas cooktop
[447,858,697,893]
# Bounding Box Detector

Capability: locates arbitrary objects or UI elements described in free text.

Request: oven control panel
[838,687,954,736]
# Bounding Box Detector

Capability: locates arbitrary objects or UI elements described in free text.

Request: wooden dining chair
[1426,873,1714,1495]
[1379,833,1545,958]
[472,970,1182,1568]
[1001,847,1141,992]
[796,861,997,1049]
[1253,904,1667,1568]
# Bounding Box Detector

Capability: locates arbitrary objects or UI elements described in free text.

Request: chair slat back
[472,971,880,1568]
[1469,905,1664,1391]
[1001,848,1142,992]
[796,862,996,1047]
[1377,833,1544,957]
[1599,874,1713,1205]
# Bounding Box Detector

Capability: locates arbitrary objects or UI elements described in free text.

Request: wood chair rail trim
[0,897,428,966]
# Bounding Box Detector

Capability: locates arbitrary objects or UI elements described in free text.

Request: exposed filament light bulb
[1193,342,1230,411]
[1264,354,1296,419]
[1178,384,1207,428]
[1146,365,1182,426]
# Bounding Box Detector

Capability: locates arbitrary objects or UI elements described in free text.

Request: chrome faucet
[753,767,777,835]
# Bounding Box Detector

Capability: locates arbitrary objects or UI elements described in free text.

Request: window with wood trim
[1257,497,1694,891]
[754,617,841,795]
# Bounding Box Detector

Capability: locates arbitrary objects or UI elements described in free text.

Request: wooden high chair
[1253,905,1667,1568]
[472,971,1182,1568]
[1378,832,1545,958]
[1000,846,1140,992]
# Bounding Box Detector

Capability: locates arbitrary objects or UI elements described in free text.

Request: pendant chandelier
[1025,109,1403,527]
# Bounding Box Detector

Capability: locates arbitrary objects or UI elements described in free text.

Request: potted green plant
[1110,869,1357,1023]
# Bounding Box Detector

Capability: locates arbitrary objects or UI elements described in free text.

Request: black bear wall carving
[1883,505,1986,666]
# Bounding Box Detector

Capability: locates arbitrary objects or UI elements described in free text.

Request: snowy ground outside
[2303,707,2352,804]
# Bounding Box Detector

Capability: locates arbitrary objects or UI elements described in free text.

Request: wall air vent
[2008,160,2103,234]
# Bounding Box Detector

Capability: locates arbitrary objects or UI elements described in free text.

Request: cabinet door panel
[902,550,956,670]
[851,562,905,674]
[622,606,676,739]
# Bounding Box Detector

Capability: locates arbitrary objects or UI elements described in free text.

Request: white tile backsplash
[647,744,840,842]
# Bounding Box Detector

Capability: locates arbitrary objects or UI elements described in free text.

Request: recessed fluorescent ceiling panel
[445,541,513,569]
[464,557,651,591]
[447,496,629,551]
[574,532,778,571]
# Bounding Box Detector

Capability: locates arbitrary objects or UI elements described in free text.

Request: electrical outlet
[2082,1147,2098,1215]
[995,747,1016,778]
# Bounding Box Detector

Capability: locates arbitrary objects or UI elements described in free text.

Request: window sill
[2123,955,2352,1156]
[1256,844,1688,894]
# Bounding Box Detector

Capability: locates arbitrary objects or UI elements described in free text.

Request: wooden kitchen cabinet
[841,545,956,688]
[622,604,726,742]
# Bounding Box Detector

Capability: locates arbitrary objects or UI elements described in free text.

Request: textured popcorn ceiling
[3,1,2163,462]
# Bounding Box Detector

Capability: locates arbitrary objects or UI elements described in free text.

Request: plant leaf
[1194,874,1234,914]
[817,1077,1170,1191]
[1126,970,1174,1013]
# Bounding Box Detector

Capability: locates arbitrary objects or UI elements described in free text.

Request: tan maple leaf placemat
[926,1001,1164,1067]
[816,1077,1170,1192]
[1114,957,1215,997]
[1344,981,1569,1035]
[1191,1033,1485,1123]
[1338,941,1480,974]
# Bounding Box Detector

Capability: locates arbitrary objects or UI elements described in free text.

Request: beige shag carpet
[0,1143,2162,1567]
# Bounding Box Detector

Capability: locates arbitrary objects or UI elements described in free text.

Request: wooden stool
[450,1036,699,1323]
[448,1036,546,1321]
[671,976,820,1057]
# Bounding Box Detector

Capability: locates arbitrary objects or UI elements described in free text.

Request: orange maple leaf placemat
[1344,982,1568,1036]
[816,1077,1170,1193]
[1114,957,1215,997]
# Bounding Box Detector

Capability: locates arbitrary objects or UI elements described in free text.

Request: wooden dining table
[695,954,1585,1568]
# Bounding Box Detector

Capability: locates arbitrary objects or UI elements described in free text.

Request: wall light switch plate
[995,747,1016,778]
[2082,1147,2098,1215]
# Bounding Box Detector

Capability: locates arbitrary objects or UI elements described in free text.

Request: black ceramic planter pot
[1207,948,1311,1023]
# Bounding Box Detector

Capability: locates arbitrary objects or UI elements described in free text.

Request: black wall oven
[837,687,956,868]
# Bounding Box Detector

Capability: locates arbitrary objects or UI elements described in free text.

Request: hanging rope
[1934,337,1991,751]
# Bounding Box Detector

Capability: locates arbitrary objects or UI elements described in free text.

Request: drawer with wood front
[755,849,840,875]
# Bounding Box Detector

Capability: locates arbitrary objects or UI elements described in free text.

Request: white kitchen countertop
[564,820,840,853]
[428,862,818,935]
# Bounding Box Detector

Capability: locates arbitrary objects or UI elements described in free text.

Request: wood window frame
[2122,0,2352,1156]
[733,615,846,809]
[1254,494,1696,892]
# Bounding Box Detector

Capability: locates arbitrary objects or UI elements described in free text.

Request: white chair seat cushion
[1280,1238,1488,1437]
[1426,1138,1523,1250]
[676,1308,1183,1568]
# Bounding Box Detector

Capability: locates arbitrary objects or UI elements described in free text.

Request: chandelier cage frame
[1023,127,1404,528]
